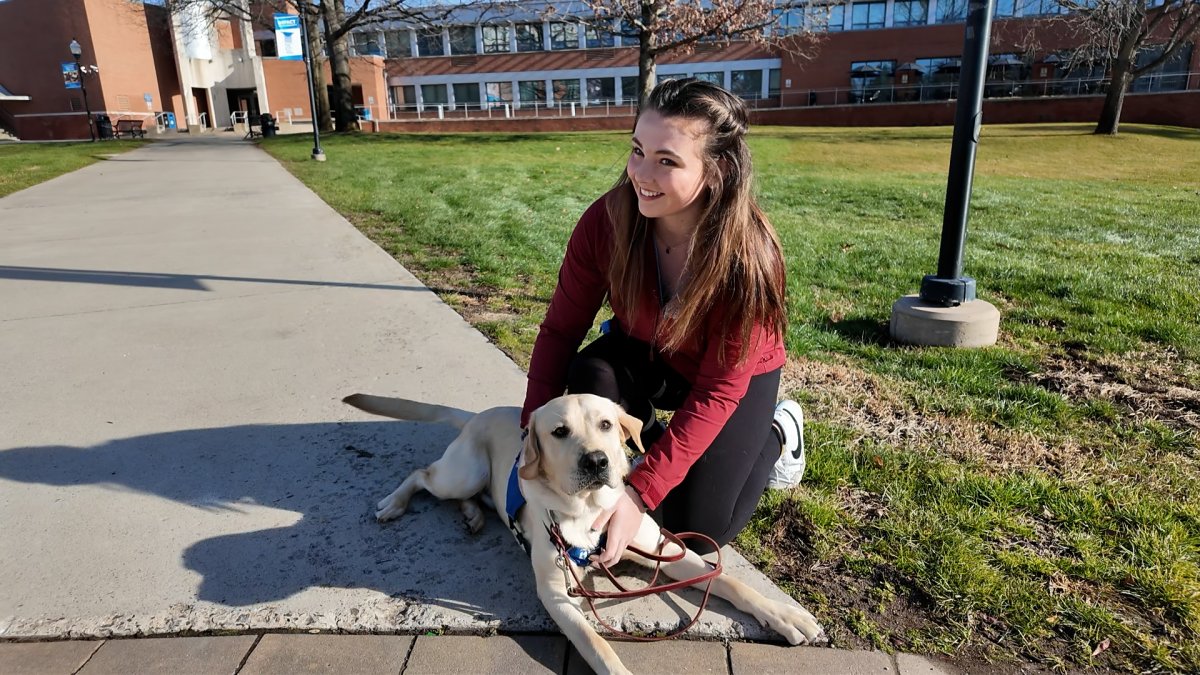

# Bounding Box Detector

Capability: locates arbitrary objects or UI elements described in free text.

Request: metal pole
[75,54,95,142]
[919,0,996,307]
[300,7,325,161]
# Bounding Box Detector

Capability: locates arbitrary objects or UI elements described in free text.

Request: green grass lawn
[262,123,1200,673]
[0,141,144,197]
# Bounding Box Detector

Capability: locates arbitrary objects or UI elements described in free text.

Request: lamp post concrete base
[889,295,1000,347]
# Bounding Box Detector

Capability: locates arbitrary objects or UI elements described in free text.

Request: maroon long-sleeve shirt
[521,196,786,511]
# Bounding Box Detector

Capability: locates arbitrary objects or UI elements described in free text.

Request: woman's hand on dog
[590,486,646,567]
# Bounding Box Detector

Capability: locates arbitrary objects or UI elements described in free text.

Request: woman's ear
[618,412,646,455]
[518,420,542,480]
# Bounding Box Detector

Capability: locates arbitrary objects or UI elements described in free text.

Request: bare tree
[578,0,825,106]
[1056,0,1200,135]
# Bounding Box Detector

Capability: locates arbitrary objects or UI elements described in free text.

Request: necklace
[656,231,693,255]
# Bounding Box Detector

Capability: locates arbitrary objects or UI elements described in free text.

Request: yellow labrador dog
[343,392,824,675]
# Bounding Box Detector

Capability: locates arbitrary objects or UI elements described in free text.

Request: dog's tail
[342,393,475,430]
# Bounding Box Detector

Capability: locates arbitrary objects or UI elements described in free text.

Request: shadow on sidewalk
[0,420,542,620]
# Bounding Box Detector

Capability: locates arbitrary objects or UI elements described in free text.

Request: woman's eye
[551,426,570,438]
[631,147,644,156]
[599,420,613,431]
[659,158,675,166]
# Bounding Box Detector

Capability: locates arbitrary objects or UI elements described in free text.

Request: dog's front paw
[376,495,408,522]
[757,600,826,646]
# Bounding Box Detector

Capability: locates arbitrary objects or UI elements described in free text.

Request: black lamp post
[69,38,95,142]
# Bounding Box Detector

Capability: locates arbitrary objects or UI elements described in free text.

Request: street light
[69,38,95,142]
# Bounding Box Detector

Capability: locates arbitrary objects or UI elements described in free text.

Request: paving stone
[731,643,895,675]
[0,641,102,675]
[404,635,564,675]
[79,636,255,675]
[565,639,728,675]
[240,634,412,675]
[896,653,962,675]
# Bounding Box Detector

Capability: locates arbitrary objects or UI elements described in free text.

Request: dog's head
[521,393,644,498]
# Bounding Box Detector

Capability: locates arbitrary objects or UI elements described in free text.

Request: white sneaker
[768,400,806,490]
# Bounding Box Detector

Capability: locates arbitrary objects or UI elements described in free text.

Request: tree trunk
[321,0,356,132]
[303,7,333,133]
[1095,70,1129,136]
[637,0,658,108]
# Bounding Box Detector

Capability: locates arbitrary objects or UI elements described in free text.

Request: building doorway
[191,88,212,130]
[226,88,259,128]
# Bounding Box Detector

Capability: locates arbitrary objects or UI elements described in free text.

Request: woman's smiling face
[626,110,710,229]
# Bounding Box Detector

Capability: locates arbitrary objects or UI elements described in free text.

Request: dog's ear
[618,412,645,455]
[518,421,542,480]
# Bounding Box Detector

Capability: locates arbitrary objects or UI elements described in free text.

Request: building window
[482,25,510,53]
[416,29,443,57]
[730,70,763,99]
[994,0,1017,17]
[401,85,416,110]
[448,26,476,55]
[808,5,845,32]
[937,0,968,23]
[1132,42,1193,92]
[768,68,781,96]
[771,8,804,35]
[485,81,513,105]
[1019,0,1062,15]
[384,30,411,57]
[694,71,723,85]
[585,21,615,48]
[893,0,929,26]
[257,39,278,57]
[453,83,481,106]
[352,31,382,56]
[617,20,638,48]
[549,22,578,50]
[552,78,580,103]
[516,23,543,52]
[586,77,615,103]
[621,76,639,102]
[851,1,886,29]
[421,83,448,105]
[518,79,546,104]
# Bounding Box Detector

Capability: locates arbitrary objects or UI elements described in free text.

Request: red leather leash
[548,524,723,642]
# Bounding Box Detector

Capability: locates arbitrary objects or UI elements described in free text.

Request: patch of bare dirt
[1033,348,1200,433]
[780,357,1092,477]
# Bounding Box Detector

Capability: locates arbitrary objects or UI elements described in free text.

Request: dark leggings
[566,331,782,549]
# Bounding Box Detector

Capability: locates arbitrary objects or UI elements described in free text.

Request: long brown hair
[606,78,786,364]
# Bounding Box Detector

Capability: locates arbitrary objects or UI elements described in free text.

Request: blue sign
[274,13,304,61]
[62,62,81,89]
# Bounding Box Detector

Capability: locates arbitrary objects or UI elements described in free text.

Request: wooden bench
[115,119,145,139]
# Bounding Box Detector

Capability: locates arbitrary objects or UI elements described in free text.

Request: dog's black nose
[580,451,609,474]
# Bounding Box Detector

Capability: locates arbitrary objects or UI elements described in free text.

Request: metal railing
[274,109,294,124]
[387,98,640,121]
[383,71,1198,122]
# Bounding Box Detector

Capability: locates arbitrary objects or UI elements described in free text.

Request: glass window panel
[482,25,510,53]
[586,77,615,102]
[518,80,546,104]
[768,68,781,94]
[937,0,968,22]
[448,26,476,55]
[549,22,579,50]
[851,2,886,29]
[516,23,543,52]
[552,78,580,102]
[452,82,480,104]
[994,0,1017,16]
[893,0,929,25]
[384,30,411,57]
[485,81,513,103]
[421,84,448,105]
[352,32,382,56]
[585,21,614,48]
[416,29,443,57]
[620,76,639,102]
[730,69,763,98]
[617,20,638,47]
[771,8,804,35]
[694,71,723,85]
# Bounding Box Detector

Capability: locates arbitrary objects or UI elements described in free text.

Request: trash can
[260,113,276,138]
[95,114,114,140]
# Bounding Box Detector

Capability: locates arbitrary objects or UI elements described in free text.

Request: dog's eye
[599,420,612,431]
[551,425,570,438]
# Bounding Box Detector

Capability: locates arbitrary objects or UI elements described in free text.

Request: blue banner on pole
[274,13,303,61]
[62,62,81,89]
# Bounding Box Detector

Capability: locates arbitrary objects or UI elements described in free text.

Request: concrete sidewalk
[0,134,960,674]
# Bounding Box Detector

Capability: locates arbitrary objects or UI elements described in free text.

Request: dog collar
[564,532,607,568]
[505,452,531,555]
